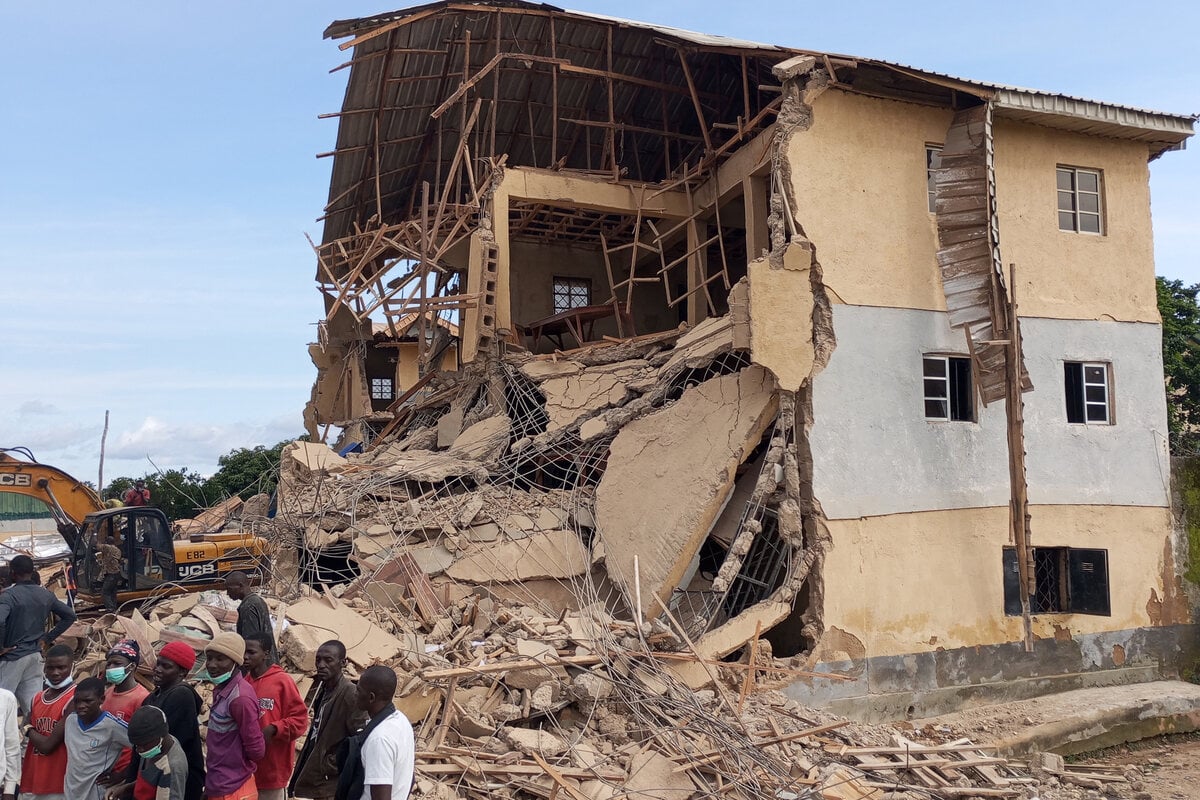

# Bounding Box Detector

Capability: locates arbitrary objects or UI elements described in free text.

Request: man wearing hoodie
[242,634,306,800]
[203,633,264,800]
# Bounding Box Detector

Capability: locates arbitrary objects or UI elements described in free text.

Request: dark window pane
[1078,171,1099,192]
[1065,362,1085,423]
[924,378,947,398]
[1085,386,1106,404]
[1084,365,1106,383]
[1002,548,1022,616]
[1057,191,1076,212]
[925,399,948,418]
[1056,169,1073,191]
[1067,548,1110,615]
[1080,214,1101,234]
[1058,211,1076,231]
[1086,404,1109,422]
[1079,193,1100,213]
[923,358,947,378]
[949,357,974,422]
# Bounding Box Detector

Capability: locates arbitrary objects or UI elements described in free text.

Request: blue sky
[1,1,1196,486]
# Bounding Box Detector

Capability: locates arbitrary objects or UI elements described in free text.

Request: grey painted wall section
[810,305,1170,520]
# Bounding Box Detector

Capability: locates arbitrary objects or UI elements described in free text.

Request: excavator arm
[0,448,104,549]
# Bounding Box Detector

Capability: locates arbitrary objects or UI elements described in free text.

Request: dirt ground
[1074,732,1200,800]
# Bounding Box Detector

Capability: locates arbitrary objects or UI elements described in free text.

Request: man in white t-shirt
[354,666,413,800]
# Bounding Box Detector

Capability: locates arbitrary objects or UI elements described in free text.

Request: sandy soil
[1076,732,1200,800]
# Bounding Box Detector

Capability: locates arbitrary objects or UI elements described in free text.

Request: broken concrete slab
[625,751,694,800]
[446,530,588,583]
[596,366,778,619]
[449,414,510,461]
[660,315,735,373]
[537,359,651,432]
[286,441,348,477]
[519,359,584,381]
[748,248,816,391]
[436,407,466,448]
[285,596,406,667]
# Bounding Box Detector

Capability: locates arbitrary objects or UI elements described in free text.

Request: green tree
[1158,277,1200,454]
[202,437,303,501]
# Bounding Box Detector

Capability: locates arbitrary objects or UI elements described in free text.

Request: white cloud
[106,415,303,475]
[17,400,59,416]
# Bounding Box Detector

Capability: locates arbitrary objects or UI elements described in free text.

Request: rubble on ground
[61,314,1126,797]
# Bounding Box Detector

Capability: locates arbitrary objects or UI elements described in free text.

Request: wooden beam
[677,49,713,153]
[430,53,567,120]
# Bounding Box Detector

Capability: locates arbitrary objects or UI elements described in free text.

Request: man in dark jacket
[225,572,275,663]
[144,642,205,800]
[0,555,76,714]
[288,641,366,800]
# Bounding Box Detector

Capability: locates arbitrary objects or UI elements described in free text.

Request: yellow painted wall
[785,89,951,311]
[785,90,1159,323]
[992,119,1157,323]
[395,342,459,392]
[816,504,1173,661]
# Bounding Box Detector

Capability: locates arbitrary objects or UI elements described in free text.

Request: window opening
[552,277,591,313]
[1064,361,1111,424]
[923,355,973,421]
[926,145,943,213]
[1056,167,1103,234]
[1003,546,1110,616]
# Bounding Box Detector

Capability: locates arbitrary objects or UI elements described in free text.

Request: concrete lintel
[498,167,692,218]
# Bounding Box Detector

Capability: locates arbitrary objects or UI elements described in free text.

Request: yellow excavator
[0,447,269,606]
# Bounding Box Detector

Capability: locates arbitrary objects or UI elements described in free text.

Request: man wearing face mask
[143,644,203,800]
[101,706,187,800]
[103,640,149,723]
[202,633,264,800]
[20,644,76,800]
[100,639,148,784]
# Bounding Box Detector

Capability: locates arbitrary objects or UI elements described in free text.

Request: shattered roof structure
[318,0,1193,246]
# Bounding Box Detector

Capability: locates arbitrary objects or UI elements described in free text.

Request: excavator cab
[74,507,178,601]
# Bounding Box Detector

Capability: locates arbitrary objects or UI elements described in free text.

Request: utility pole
[99,410,110,496]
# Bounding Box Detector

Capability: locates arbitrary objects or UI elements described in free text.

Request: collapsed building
[298,0,1197,721]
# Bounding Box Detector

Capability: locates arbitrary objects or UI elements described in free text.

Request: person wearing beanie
[144,643,204,800]
[64,677,130,800]
[242,634,307,800]
[203,633,264,800]
[101,705,188,800]
[101,638,149,780]
[22,643,76,800]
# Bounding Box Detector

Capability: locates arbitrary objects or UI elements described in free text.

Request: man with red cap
[142,642,205,800]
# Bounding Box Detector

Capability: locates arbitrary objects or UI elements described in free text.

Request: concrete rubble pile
[180,304,1071,800]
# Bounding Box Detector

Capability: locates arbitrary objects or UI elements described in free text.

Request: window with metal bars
[1057,166,1103,234]
[1064,361,1112,424]
[923,355,974,422]
[1002,546,1110,616]
[370,377,394,401]
[721,510,790,620]
[552,276,591,313]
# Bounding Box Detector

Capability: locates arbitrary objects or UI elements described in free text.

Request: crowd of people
[0,557,415,800]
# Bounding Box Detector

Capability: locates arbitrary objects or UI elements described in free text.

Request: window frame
[1064,361,1113,425]
[1003,546,1111,616]
[922,354,974,423]
[926,144,943,214]
[370,377,395,401]
[1056,166,1104,235]
[552,276,592,313]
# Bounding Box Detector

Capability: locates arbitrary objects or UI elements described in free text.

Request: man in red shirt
[21,644,76,800]
[122,481,150,507]
[243,634,307,800]
[102,638,149,780]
